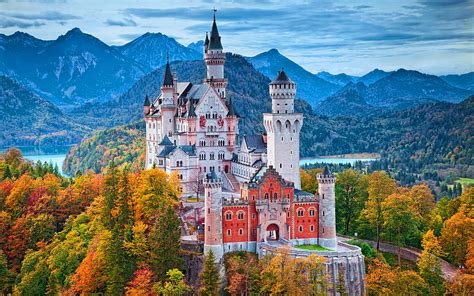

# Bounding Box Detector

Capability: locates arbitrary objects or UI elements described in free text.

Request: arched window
[225,211,232,220]
[264,193,269,199]
[310,225,314,232]
[218,151,225,160]
[273,192,278,200]
[209,153,215,160]
[297,208,304,217]
[299,225,303,232]
[227,229,232,236]
[237,211,244,220]
[199,153,206,160]
[238,228,243,235]
[309,208,316,217]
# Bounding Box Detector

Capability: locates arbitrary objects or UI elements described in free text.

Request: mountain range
[0,28,473,148]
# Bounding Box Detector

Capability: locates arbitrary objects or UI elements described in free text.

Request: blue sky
[1,0,473,75]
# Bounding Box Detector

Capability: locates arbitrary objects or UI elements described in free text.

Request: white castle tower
[204,11,227,98]
[317,167,337,250]
[203,172,224,262]
[263,70,303,189]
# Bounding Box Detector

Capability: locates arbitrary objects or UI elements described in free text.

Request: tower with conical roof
[204,10,227,98]
[263,69,303,189]
[161,58,177,139]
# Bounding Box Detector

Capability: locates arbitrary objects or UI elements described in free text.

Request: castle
[145,14,365,295]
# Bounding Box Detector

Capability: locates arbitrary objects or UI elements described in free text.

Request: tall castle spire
[163,57,173,87]
[204,9,227,97]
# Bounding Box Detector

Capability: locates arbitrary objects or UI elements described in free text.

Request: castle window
[225,212,232,220]
[299,225,303,232]
[208,209,210,214]
[323,211,325,216]
[238,228,243,235]
[273,193,278,200]
[159,160,163,165]
[252,213,256,219]
[310,225,314,232]
[227,229,232,236]
[280,164,282,169]
[237,212,244,220]
[287,212,290,217]
[309,208,315,217]
[210,153,215,160]
[199,153,206,160]
[264,193,269,199]
[208,226,210,231]
[297,208,304,217]
[218,151,225,160]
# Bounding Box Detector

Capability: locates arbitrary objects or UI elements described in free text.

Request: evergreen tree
[102,161,118,229]
[150,205,183,279]
[200,250,221,296]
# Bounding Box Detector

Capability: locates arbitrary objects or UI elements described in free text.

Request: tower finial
[213,7,217,20]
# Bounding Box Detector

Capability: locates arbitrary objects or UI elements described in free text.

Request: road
[338,236,458,281]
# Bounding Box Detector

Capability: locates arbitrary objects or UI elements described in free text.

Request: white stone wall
[317,175,337,250]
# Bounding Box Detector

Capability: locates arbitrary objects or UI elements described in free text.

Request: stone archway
[266,224,279,241]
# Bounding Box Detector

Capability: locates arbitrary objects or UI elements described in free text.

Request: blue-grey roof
[242,135,266,153]
[294,189,314,198]
[183,84,208,101]
[158,144,196,157]
[159,136,173,146]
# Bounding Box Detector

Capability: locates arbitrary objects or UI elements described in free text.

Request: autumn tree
[359,171,397,250]
[408,184,435,231]
[125,265,156,296]
[224,252,260,295]
[382,193,419,266]
[155,268,192,296]
[300,168,322,194]
[335,169,368,235]
[417,230,445,295]
[200,250,221,296]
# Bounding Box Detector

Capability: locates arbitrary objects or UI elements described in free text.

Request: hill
[248,49,340,105]
[315,71,359,87]
[0,28,146,107]
[314,82,378,117]
[114,33,201,71]
[357,69,391,85]
[0,76,90,146]
[440,72,474,91]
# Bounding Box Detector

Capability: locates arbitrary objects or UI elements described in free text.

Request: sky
[0,0,473,76]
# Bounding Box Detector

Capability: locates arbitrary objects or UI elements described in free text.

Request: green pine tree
[150,205,184,279]
[199,250,221,296]
[102,161,118,229]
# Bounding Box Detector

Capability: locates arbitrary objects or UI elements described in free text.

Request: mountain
[365,69,472,107]
[0,28,146,107]
[358,69,391,85]
[314,82,378,117]
[440,72,474,91]
[0,76,90,146]
[315,71,359,87]
[248,49,340,105]
[187,40,204,54]
[115,33,201,71]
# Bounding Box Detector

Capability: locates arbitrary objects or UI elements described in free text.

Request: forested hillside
[0,76,90,147]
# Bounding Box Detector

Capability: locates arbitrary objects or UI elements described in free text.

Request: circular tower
[263,70,303,189]
[317,166,337,250]
[203,171,224,262]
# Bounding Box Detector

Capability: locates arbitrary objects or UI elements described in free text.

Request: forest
[1,148,473,295]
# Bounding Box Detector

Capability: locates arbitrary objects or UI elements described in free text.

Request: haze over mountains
[0,27,473,147]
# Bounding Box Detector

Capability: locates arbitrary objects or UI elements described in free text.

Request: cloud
[104,18,137,27]
[118,33,143,41]
[1,11,80,21]
[0,17,45,28]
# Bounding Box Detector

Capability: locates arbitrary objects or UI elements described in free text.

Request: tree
[125,266,156,296]
[300,168,321,194]
[417,230,445,295]
[408,184,435,230]
[149,204,183,280]
[382,193,419,266]
[102,162,119,229]
[199,250,221,296]
[359,171,397,250]
[155,268,192,296]
[224,252,260,295]
[335,169,367,235]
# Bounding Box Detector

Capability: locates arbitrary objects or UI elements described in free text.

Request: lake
[0,145,73,176]
[1,145,378,177]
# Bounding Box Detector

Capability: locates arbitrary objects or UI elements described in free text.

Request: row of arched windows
[199,151,225,161]
[296,207,316,217]
[225,211,245,221]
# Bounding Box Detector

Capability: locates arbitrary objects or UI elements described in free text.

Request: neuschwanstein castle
[144,14,365,295]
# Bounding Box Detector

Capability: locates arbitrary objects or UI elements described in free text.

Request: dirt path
[339,236,458,281]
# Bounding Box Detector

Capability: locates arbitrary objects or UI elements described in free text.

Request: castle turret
[263,70,303,188]
[204,11,227,97]
[161,59,176,139]
[143,95,151,115]
[203,171,224,262]
[317,167,337,250]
